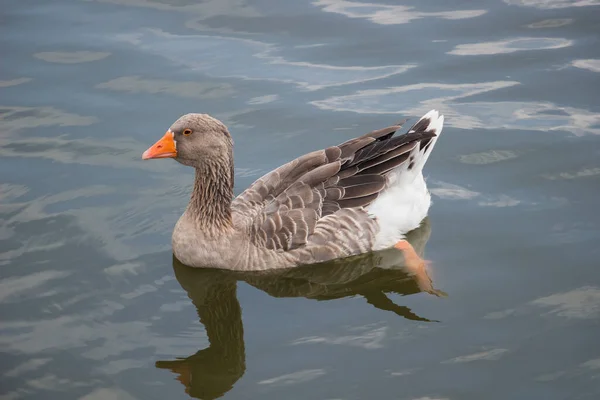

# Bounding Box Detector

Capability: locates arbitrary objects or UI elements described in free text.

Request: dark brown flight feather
[232,117,438,252]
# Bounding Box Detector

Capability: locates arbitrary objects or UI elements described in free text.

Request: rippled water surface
[2,1,600,399]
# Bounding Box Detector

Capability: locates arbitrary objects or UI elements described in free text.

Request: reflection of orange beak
[142,131,177,160]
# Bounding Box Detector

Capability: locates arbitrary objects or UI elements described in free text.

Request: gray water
[2,1,600,399]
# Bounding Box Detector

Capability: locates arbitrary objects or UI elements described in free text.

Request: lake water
[2,1,600,399]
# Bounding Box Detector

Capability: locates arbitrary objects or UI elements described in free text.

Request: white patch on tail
[368,109,444,250]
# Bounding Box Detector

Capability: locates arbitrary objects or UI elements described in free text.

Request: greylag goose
[142,110,444,271]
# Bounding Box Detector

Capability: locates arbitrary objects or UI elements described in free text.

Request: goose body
[142,110,444,271]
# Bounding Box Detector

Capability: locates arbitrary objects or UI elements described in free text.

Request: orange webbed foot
[394,240,447,297]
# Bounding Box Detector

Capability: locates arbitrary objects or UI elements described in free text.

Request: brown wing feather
[232,118,437,252]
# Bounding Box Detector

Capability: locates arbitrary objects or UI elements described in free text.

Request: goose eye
[182,128,192,136]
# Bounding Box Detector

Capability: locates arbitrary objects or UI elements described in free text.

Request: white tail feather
[412,109,444,170]
[369,109,444,250]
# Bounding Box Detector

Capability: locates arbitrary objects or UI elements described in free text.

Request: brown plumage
[142,110,444,270]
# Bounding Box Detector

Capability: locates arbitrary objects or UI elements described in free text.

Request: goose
[142,110,444,271]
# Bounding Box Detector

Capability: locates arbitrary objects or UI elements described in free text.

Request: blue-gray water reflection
[160,221,438,399]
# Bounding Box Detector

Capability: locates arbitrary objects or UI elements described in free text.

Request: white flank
[368,109,445,250]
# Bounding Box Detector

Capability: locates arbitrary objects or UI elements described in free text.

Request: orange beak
[142,131,177,160]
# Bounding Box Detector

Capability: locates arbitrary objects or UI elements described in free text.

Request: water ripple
[0,271,71,303]
[430,182,521,208]
[459,150,520,165]
[292,326,387,349]
[526,18,574,28]
[311,82,600,135]
[571,59,600,73]
[115,29,415,91]
[0,106,97,133]
[96,76,236,99]
[91,0,260,18]
[532,287,600,319]
[313,0,487,25]
[441,348,509,364]
[505,0,600,9]
[0,78,32,88]
[486,286,600,320]
[258,369,326,386]
[449,37,573,56]
[33,51,110,64]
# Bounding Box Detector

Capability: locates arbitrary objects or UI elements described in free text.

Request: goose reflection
[156,218,444,399]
